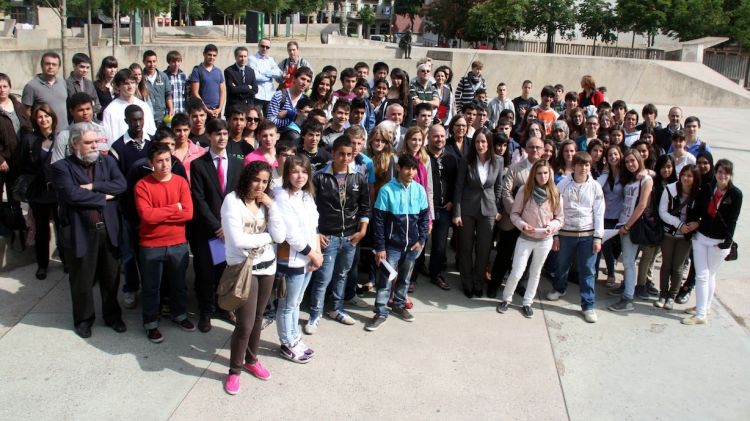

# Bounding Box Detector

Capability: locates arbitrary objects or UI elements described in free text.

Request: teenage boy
[135,142,195,343]
[185,97,209,147]
[225,106,253,161]
[623,110,641,147]
[426,125,458,290]
[65,53,101,115]
[552,84,565,113]
[348,98,369,133]
[189,118,243,332]
[636,103,661,131]
[559,91,579,121]
[165,51,187,114]
[472,102,490,131]
[669,130,696,173]
[512,80,538,128]
[277,40,313,90]
[244,120,279,168]
[669,116,711,157]
[576,115,600,151]
[365,154,429,331]
[413,102,434,137]
[534,85,560,136]
[51,92,105,163]
[142,50,173,123]
[224,46,258,117]
[354,62,369,81]
[546,152,605,324]
[279,97,313,144]
[496,117,521,158]
[102,68,156,142]
[321,100,350,150]
[352,78,375,132]
[333,67,357,101]
[473,88,488,106]
[267,66,312,129]
[369,61,389,90]
[611,100,628,127]
[488,83,514,130]
[189,44,225,119]
[462,102,478,138]
[111,104,152,309]
[455,61,486,113]
[170,112,206,182]
[305,136,370,334]
[297,119,331,172]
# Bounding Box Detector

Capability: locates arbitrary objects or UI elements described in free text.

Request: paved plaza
[0,100,749,420]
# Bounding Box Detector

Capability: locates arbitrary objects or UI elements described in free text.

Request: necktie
[216,156,225,193]
[240,66,245,84]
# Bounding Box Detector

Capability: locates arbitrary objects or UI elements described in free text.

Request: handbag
[629,180,663,246]
[216,254,254,311]
[11,174,34,203]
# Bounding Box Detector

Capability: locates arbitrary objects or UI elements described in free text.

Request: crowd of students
[0,40,742,395]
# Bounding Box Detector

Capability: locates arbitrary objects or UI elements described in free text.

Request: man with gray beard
[51,122,127,338]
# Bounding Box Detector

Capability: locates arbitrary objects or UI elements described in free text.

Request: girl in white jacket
[268,155,323,363]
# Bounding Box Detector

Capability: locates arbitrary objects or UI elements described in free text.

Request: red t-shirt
[135,175,193,247]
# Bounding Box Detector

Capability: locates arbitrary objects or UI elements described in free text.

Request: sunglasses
[247,117,260,123]
[259,45,271,50]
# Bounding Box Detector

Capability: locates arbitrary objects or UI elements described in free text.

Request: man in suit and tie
[224,46,257,118]
[189,118,242,332]
[51,122,127,338]
[385,103,408,151]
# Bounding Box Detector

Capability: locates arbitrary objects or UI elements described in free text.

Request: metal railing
[703,51,750,88]
[502,39,665,60]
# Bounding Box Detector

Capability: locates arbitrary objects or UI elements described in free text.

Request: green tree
[664,0,727,41]
[358,5,375,39]
[616,0,670,48]
[250,0,291,37]
[577,0,617,55]
[423,0,480,44]
[728,0,750,48]
[295,0,326,40]
[524,0,577,53]
[464,0,525,49]
[394,0,425,30]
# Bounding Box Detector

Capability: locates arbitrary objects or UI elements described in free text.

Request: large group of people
[0,39,742,395]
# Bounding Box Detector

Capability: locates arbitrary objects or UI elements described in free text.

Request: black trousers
[30,202,65,270]
[189,234,226,316]
[66,225,121,326]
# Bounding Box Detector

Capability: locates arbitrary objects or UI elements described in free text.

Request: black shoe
[608,284,625,296]
[522,305,534,318]
[198,314,212,333]
[74,322,92,338]
[486,284,499,299]
[463,288,474,299]
[635,285,653,300]
[473,288,483,298]
[676,287,691,305]
[496,301,509,313]
[646,281,660,296]
[106,319,127,333]
[35,267,47,280]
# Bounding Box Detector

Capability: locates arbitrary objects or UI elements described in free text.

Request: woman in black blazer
[19,104,62,279]
[453,128,504,298]
[682,159,742,325]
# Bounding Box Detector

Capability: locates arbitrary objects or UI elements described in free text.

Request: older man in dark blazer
[189,118,242,332]
[51,122,127,338]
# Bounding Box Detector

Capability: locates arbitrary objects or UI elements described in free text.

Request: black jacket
[688,181,742,247]
[189,152,242,240]
[224,64,258,115]
[19,131,56,204]
[313,162,370,236]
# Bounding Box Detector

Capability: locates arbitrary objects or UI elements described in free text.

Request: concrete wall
[2,41,749,108]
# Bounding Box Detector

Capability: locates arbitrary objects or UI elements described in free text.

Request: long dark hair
[30,103,58,135]
[677,164,701,204]
[95,56,118,89]
[631,139,656,171]
[236,161,272,201]
[465,127,496,168]
[620,149,645,185]
[309,72,333,109]
[493,132,511,167]
[389,68,410,106]
[654,154,677,186]
[604,145,623,191]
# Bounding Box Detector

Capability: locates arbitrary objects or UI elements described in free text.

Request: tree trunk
[87,0,93,75]
[631,31,635,50]
[546,29,555,53]
[60,0,67,76]
[149,10,154,43]
[592,37,597,56]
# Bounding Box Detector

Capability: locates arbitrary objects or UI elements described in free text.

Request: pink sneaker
[224,374,240,395]
[243,361,271,380]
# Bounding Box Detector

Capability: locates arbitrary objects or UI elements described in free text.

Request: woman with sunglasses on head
[682,159,742,325]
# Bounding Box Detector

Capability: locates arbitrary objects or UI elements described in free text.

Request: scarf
[532,186,548,206]
[707,188,724,218]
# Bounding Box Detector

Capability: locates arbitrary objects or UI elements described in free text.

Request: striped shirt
[165,67,187,114]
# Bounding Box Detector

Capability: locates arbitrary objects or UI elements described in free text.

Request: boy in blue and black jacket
[366,155,429,331]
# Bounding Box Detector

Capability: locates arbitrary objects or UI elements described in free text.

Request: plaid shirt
[165,67,187,114]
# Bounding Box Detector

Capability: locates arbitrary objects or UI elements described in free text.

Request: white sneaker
[345,296,369,308]
[328,310,356,325]
[123,291,137,309]
[582,309,598,323]
[303,317,320,335]
[654,298,666,308]
[546,290,565,301]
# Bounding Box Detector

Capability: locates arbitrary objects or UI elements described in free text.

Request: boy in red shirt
[135,142,195,343]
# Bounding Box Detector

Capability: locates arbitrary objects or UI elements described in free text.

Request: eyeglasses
[259,45,271,50]
[247,117,260,123]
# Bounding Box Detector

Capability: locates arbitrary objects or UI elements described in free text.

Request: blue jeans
[309,235,357,319]
[276,271,312,346]
[374,247,420,317]
[553,236,597,310]
[139,243,189,329]
[344,245,361,301]
[620,233,640,300]
[429,208,451,278]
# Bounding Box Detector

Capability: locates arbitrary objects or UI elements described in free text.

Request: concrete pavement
[1,106,750,420]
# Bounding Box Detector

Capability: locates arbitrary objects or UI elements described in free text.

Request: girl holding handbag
[221,161,277,395]
[268,154,323,363]
[682,159,742,325]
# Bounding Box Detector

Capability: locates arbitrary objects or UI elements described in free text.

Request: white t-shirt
[618,175,652,226]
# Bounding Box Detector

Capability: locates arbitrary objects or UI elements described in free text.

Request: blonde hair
[522,159,560,213]
[368,125,395,187]
[581,75,596,91]
[400,126,429,165]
